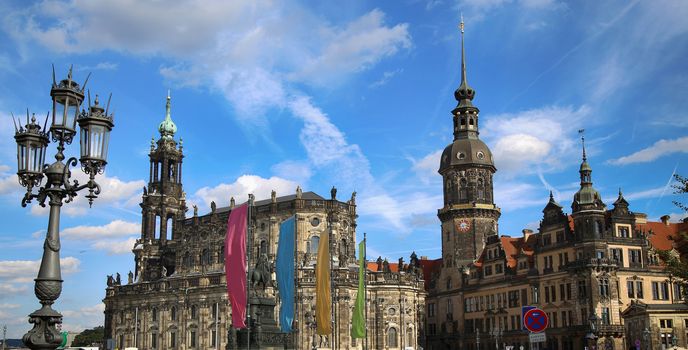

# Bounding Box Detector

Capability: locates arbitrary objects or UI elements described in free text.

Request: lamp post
[476,328,480,350]
[14,66,113,350]
[642,327,650,350]
[492,326,503,350]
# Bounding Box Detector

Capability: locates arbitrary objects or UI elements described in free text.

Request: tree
[657,174,688,297]
[72,326,104,347]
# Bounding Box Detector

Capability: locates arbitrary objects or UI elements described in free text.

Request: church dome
[158,92,177,140]
[439,138,494,173]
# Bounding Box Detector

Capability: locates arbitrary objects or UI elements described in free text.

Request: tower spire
[455,14,475,106]
[579,129,587,161]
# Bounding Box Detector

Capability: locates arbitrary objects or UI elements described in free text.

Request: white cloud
[92,237,137,255]
[61,220,140,240]
[271,160,312,186]
[75,61,118,71]
[0,257,80,283]
[193,175,299,211]
[29,172,144,217]
[60,303,105,334]
[370,69,403,88]
[0,284,28,298]
[482,105,590,177]
[292,9,411,85]
[3,1,414,234]
[608,136,688,165]
[411,149,443,184]
[493,180,549,211]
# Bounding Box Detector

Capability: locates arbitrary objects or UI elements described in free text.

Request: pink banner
[225,203,248,328]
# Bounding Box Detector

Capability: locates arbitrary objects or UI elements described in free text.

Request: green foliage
[72,326,104,347]
[673,174,688,213]
[657,174,688,297]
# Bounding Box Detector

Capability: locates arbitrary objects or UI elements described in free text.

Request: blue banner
[276,216,296,333]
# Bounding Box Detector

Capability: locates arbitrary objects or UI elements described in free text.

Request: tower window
[460,117,466,126]
[469,118,475,126]
[165,217,173,241]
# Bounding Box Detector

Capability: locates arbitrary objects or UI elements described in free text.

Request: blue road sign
[524,308,549,333]
[522,306,535,330]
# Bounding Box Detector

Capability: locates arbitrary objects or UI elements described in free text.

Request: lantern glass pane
[80,125,89,159]
[18,144,27,171]
[90,125,104,159]
[66,98,78,130]
[102,130,110,161]
[56,97,68,127]
[30,144,42,173]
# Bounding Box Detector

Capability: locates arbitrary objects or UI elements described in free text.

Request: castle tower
[571,132,606,241]
[437,18,500,268]
[135,92,187,281]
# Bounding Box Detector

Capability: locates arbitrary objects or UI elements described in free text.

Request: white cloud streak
[608,137,688,165]
[0,257,80,284]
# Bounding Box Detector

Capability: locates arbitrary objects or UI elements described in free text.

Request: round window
[457,152,466,160]
[477,151,485,160]
[311,217,320,227]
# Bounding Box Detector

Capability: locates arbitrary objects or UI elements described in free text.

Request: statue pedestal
[227,295,295,350]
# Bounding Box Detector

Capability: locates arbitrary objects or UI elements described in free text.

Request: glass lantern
[14,114,49,186]
[77,96,114,175]
[50,74,84,144]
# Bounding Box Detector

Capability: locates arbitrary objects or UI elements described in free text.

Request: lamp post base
[22,304,62,350]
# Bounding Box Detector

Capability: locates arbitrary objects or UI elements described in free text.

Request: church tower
[437,18,500,268]
[135,92,187,281]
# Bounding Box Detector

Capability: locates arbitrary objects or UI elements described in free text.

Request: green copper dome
[158,93,177,140]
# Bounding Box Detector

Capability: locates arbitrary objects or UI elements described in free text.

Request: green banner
[351,240,366,338]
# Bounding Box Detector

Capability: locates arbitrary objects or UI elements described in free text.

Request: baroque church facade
[103,95,427,349]
[423,22,688,350]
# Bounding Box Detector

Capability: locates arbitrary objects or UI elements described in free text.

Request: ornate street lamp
[13,66,113,350]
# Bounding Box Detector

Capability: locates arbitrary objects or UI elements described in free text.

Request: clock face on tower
[456,219,471,233]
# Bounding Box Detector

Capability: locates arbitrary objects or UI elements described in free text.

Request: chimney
[522,229,534,240]
[661,215,671,225]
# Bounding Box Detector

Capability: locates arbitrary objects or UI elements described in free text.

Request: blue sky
[0,0,687,337]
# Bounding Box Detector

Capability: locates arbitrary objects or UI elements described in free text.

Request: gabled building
[423,20,688,350]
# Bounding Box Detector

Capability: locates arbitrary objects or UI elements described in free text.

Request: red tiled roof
[637,221,686,251]
[419,258,442,289]
[366,261,400,272]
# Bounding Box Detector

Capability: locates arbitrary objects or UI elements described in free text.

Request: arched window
[599,278,610,298]
[170,306,177,321]
[309,236,320,255]
[406,328,414,347]
[387,327,398,347]
[190,305,197,319]
[152,307,158,322]
[477,178,485,200]
[165,217,173,240]
[459,178,467,201]
[201,249,210,265]
[183,252,192,267]
[219,246,225,263]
